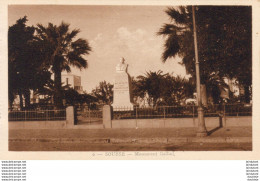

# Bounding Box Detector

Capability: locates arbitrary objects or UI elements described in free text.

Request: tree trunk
[18,90,23,110]
[201,84,208,108]
[239,85,245,103]
[54,71,63,108]
[8,92,15,110]
[211,85,221,104]
[24,89,31,109]
[244,85,250,103]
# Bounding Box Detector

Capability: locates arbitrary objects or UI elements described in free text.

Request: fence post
[223,103,226,127]
[103,105,112,128]
[88,108,91,124]
[66,106,74,127]
[135,106,138,119]
[163,106,165,119]
[192,105,195,126]
[135,106,138,128]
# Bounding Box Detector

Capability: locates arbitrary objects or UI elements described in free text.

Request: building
[61,73,83,94]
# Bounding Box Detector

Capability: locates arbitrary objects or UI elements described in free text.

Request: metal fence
[113,104,252,120]
[8,109,66,121]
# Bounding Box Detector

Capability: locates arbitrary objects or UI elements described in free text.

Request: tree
[8,16,51,109]
[133,71,195,106]
[91,81,113,105]
[158,6,252,103]
[35,22,92,108]
[135,70,167,106]
[168,75,195,105]
[63,88,97,107]
[131,77,146,104]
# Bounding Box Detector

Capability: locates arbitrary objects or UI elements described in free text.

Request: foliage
[64,88,97,107]
[135,70,166,106]
[35,80,98,108]
[133,70,195,106]
[8,16,51,109]
[8,17,92,109]
[158,6,252,103]
[91,81,114,105]
[35,22,92,107]
[159,75,195,106]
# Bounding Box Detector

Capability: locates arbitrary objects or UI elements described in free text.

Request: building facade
[61,73,83,94]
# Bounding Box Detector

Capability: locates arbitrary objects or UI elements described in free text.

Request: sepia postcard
[0,0,260,160]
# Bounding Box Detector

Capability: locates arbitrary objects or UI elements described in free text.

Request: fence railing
[76,107,103,124]
[112,104,252,120]
[8,109,66,121]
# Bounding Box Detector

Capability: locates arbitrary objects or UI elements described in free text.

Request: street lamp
[192,6,207,137]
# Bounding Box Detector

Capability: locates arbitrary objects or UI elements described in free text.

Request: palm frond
[162,35,180,62]
[65,29,80,42]
[67,53,88,69]
[58,21,69,36]
[63,64,71,73]
[157,24,186,36]
[71,38,92,55]
[165,6,187,25]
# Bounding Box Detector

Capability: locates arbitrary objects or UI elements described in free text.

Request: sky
[8,5,187,92]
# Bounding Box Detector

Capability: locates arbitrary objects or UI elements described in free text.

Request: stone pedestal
[103,105,112,128]
[66,106,74,126]
[112,72,134,111]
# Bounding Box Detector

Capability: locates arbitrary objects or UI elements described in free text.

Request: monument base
[112,71,134,111]
[112,103,134,111]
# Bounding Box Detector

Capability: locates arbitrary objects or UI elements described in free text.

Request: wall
[111,116,252,129]
[9,120,66,129]
[73,75,81,87]
[8,116,251,130]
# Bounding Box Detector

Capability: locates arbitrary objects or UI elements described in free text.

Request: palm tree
[157,7,226,104]
[134,71,195,106]
[158,6,252,103]
[157,6,193,63]
[36,22,91,107]
[136,70,167,106]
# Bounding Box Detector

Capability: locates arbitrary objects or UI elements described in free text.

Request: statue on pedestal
[112,57,134,111]
[116,57,128,73]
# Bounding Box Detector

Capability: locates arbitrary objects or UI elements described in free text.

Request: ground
[9,127,252,151]
[9,141,252,151]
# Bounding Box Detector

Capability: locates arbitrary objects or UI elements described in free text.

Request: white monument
[112,57,134,111]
